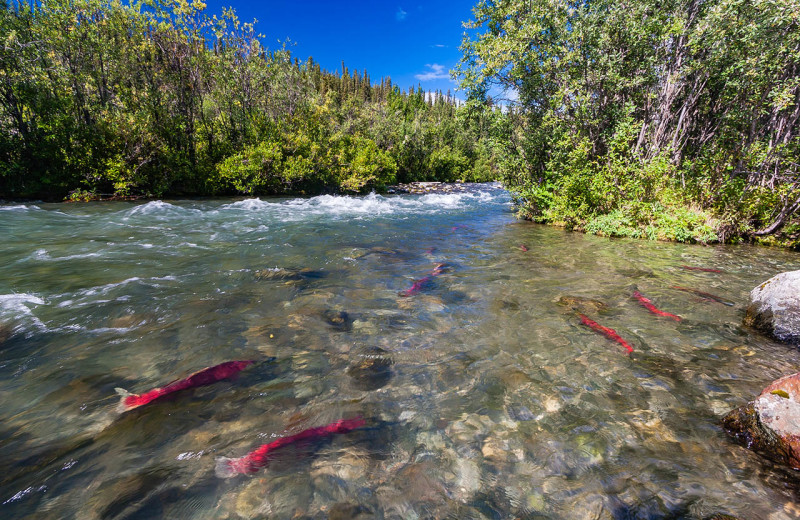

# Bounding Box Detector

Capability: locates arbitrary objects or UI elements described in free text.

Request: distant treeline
[0,0,504,200]
[459,0,800,246]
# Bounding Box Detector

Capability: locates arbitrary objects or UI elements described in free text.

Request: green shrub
[66,188,99,202]
[215,141,284,194]
[335,136,397,192]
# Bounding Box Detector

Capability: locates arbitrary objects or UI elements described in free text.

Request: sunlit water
[2,184,800,519]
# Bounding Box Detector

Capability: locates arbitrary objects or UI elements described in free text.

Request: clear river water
[1,183,800,519]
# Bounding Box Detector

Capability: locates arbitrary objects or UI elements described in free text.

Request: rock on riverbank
[744,270,800,344]
[387,182,479,195]
[723,372,800,469]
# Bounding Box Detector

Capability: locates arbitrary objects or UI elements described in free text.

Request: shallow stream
[1,184,800,519]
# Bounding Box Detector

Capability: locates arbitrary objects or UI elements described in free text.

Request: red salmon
[520,244,529,252]
[399,263,449,297]
[578,314,634,354]
[670,285,734,306]
[399,275,432,297]
[633,291,681,321]
[116,360,255,413]
[215,417,366,477]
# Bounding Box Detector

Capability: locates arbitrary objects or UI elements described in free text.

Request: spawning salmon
[215,417,366,477]
[633,291,681,321]
[578,314,634,354]
[670,285,734,306]
[115,360,255,413]
[399,263,449,297]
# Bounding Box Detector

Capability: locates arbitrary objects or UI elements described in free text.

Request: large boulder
[744,270,800,344]
[723,372,800,469]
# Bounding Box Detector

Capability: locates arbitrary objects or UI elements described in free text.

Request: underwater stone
[744,270,800,344]
[557,295,610,313]
[348,347,393,391]
[454,457,481,497]
[0,322,11,343]
[254,267,326,282]
[234,478,273,519]
[322,309,353,332]
[327,502,373,520]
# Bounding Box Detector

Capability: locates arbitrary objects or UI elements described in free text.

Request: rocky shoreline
[723,270,800,474]
[386,182,493,195]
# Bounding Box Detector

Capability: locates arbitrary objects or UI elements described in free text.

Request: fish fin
[214,457,239,479]
[114,387,134,413]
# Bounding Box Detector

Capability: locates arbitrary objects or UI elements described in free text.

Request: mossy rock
[723,393,800,469]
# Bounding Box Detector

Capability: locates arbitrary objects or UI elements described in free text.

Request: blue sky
[202,1,478,97]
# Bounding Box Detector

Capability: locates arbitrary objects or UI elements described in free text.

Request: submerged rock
[744,270,800,343]
[328,502,373,520]
[0,322,11,343]
[723,372,800,469]
[557,295,609,313]
[254,267,326,282]
[388,182,474,195]
[348,347,393,390]
[506,404,536,422]
[354,246,407,260]
[322,310,353,332]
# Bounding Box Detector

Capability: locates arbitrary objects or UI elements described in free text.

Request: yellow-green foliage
[215,141,284,194]
[459,0,800,245]
[334,136,397,192]
[0,0,502,200]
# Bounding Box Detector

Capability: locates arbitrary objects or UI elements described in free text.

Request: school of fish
[103,228,729,488]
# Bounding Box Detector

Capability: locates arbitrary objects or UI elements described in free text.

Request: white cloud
[432,44,447,48]
[414,63,450,81]
[396,7,407,21]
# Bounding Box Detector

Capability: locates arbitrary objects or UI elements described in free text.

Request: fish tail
[214,457,239,478]
[114,387,135,413]
[618,338,634,354]
[660,310,682,321]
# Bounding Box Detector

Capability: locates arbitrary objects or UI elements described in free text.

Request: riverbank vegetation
[0,0,503,200]
[458,0,800,247]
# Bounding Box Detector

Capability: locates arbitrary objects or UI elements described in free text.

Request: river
[1,183,800,519]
